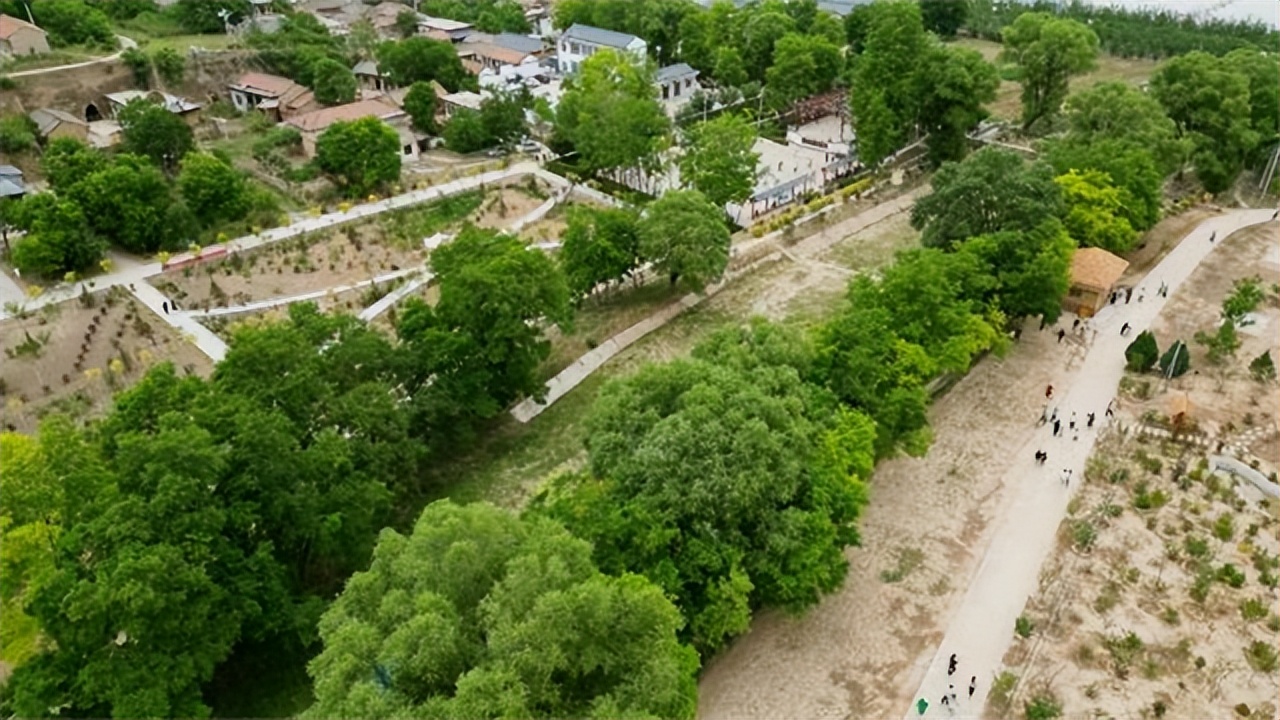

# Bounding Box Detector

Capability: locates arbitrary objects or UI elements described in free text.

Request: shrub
[0,115,38,153]
[1024,693,1062,720]
[1244,641,1278,673]
[1124,330,1159,372]
[989,672,1019,715]
[1212,514,1235,542]
[1158,340,1190,378]
[1015,614,1035,638]
[1216,563,1246,588]
[1240,597,1268,622]
[1250,350,1276,382]
[1072,520,1097,551]
[1184,535,1209,558]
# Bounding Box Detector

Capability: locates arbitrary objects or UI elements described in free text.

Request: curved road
[5,35,136,78]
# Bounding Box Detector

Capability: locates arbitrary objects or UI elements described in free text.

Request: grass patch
[1024,692,1063,720]
[382,190,486,247]
[541,282,683,380]
[0,46,103,72]
[1244,641,1278,673]
[880,546,925,583]
[988,671,1019,716]
[1015,614,1035,638]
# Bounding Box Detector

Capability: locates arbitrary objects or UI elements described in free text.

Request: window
[403,144,413,156]
[673,82,680,97]
[662,85,669,100]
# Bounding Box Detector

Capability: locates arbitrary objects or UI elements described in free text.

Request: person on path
[1072,317,1080,330]
[1053,419,1061,437]
[1126,288,1133,303]
[1209,231,1216,243]
[1272,209,1278,220]
[940,693,953,715]
[1062,468,1072,487]
[969,676,977,700]
[948,685,958,706]
[948,653,957,675]
[1050,407,1059,424]
[1087,412,1096,428]
[1106,404,1114,419]
[1110,291,1118,304]
[1120,322,1130,336]
[1045,384,1054,399]
[1038,404,1049,426]
[1069,412,1077,431]
[1057,328,1066,343]
[1039,317,1047,331]
[162,301,169,315]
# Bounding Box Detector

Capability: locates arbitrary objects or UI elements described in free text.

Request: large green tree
[848,0,929,166]
[920,0,968,38]
[1150,51,1260,193]
[67,153,178,254]
[118,98,195,173]
[559,206,642,300]
[537,323,875,655]
[375,37,470,92]
[956,218,1076,324]
[910,147,1064,249]
[178,152,251,228]
[1045,138,1163,232]
[1060,81,1188,176]
[39,137,108,193]
[915,42,1000,166]
[555,50,671,176]
[638,190,730,291]
[1223,48,1280,161]
[763,32,843,110]
[402,81,438,133]
[1053,169,1138,253]
[999,12,1099,131]
[398,227,570,439]
[305,500,699,719]
[678,113,759,209]
[311,57,358,106]
[9,194,104,277]
[316,117,402,198]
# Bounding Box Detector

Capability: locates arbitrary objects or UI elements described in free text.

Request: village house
[457,40,533,74]
[353,60,395,92]
[103,90,202,125]
[556,24,646,75]
[228,72,318,120]
[418,16,473,42]
[283,98,423,160]
[29,108,89,143]
[655,63,699,103]
[1065,247,1131,318]
[0,14,49,56]
[438,91,483,120]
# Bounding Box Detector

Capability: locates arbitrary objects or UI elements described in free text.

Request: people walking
[1087,412,1096,428]
[1209,231,1216,243]
[1053,419,1061,437]
[1126,288,1133,303]
[1072,317,1080,330]
[1061,468,1072,487]
[1045,384,1054,400]
[948,653,957,675]
[1069,412,1077,431]
[1050,407,1058,424]
[162,301,169,315]
[1057,328,1066,343]
[969,676,977,700]
[1120,322,1130,336]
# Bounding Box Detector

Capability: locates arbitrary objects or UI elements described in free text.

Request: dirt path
[696,209,1277,720]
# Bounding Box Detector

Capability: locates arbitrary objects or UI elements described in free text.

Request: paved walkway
[6,35,136,78]
[130,280,229,362]
[905,209,1276,720]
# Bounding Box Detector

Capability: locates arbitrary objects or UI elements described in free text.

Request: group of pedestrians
[918,654,977,716]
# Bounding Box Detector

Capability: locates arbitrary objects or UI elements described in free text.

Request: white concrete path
[5,35,136,78]
[130,280,229,362]
[904,209,1277,720]
[188,266,423,319]
[359,271,434,322]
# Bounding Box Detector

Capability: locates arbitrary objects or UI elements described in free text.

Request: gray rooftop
[562,23,642,50]
[656,62,698,82]
[491,32,544,55]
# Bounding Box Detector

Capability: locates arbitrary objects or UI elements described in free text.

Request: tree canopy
[638,190,731,291]
[848,0,929,166]
[536,321,874,655]
[316,117,402,198]
[118,98,195,173]
[1054,169,1138,253]
[911,148,1064,249]
[305,500,699,719]
[375,38,471,92]
[402,81,438,134]
[678,113,759,209]
[999,12,1099,131]
[915,42,1000,166]
[559,206,642,300]
[555,50,671,176]
[312,57,358,106]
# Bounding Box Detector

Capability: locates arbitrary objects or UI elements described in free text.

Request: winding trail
[4,35,136,78]
[904,209,1277,720]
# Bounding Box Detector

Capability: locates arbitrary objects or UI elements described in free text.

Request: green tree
[305,500,699,719]
[764,32,843,110]
[1054,169,1138,253]
[956,218,1075,324]
[920,0,968,38]
[151,47,185,87]
[403,81,438,133]
[1124,330,1160,372]
[316,116,402,198]
[475,0,530,33]
[1061,82,1188,176]
[480,90,528,148]
[9,195,104,277]
[0,115,37,154]
[443,108,491,153]
[538,337,874,655]
[120,46,152,87]
[375,37,470,92]
[394,8,420,38]
[915,42,1000,166]
[999,12,1099,131]
[741,10,795,82]
[40,137,108,193]
[172,0,251,33]
[1195,322,1240,365]
[555,50,671,176]
[713,46,748,89]
[1150,51,1259,193]
[639,190,730,291]
[1221,277,1264,325]
[559,206,641,300]
[311,57,358,106]
[848,0,928,165]
[678,113,758,208]
[1045,138,1163,232]
[118,98,195,173]
[1223,48,1280,160]
[1159,339,1190,378]
[178,152,250,227]
[67,153,178,254]
[28,0,114,47]
[911,147,1063,249]
[398,227,570,434]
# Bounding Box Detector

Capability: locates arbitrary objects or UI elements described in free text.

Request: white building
[556,23,646,74]
[655,63,698,103]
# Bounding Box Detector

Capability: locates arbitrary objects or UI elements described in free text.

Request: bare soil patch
[469,181,550,230]
[0,288,212,433]
[1122,208,1219,283]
